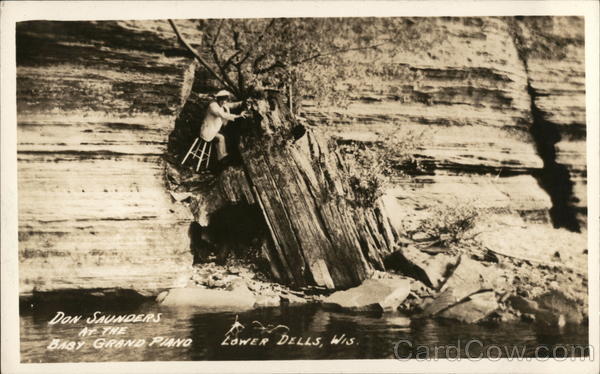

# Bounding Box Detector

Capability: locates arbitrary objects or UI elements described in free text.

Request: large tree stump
[231,93,397,289]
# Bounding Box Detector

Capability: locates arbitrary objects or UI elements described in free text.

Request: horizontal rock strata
[17,21,196,294]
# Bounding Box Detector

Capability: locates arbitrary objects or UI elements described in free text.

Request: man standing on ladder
[200,90,247,167]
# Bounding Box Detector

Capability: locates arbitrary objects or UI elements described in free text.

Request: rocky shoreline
[155,240,587,327]
[157,261,313,309]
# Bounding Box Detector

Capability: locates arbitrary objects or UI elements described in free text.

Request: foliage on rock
[339,128,425,207]
[342,142,389,207]
[414,201,480,248]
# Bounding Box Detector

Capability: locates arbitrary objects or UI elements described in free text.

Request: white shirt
[199,102,238,141]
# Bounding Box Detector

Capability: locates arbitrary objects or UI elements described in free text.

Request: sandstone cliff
[302,16,587,273]
[16,17,587,295]
[17,21,197,294]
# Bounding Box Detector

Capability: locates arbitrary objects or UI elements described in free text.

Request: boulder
[440,255,492,295]
[384,247,458,289]
[281,293,308,305]
[165,162,183,185]
[535,290,584,324]
[384,315,412,327]
[507,295,540,314]
[422,255,497,316]
[158,285,256,311]
[155,290,169,304]
[439,291,499,324]
[508,291,583,325]
[323,278,410,313]
[254,294,281,308]
[533,309,567,327]
[169,191,193,202]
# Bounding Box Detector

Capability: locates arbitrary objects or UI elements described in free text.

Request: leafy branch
[167,18,447,105]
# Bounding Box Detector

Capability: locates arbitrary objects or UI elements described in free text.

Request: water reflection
[20,301,588,362]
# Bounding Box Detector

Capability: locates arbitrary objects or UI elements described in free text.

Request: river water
[19,296,589,362]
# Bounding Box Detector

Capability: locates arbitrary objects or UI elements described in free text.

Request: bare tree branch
[208,26,238,91]
[254,42,388,75]
[211,46,238,91]
[235,63,246,95]
[237,19,276,67]
[256,19,276,45]
[254,60,286,75]
[232,30,242,51]
[228,28,249,94]
[168,19,238,95]
[223,51,243,68]
[210,19,225,47]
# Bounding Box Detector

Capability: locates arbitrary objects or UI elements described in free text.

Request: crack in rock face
[528,85,581,232]
[506,17,583,232]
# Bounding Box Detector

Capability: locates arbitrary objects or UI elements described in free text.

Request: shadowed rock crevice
[508,18,581,232]
[527,85,581,232]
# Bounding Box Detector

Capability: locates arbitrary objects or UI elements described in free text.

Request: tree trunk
[231,93,397,289]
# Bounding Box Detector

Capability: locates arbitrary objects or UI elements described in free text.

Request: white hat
[215,90,232,98]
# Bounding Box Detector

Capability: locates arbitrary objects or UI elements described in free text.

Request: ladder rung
[181,137,212,171]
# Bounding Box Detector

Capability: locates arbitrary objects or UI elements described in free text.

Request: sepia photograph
[1,1,598,373]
